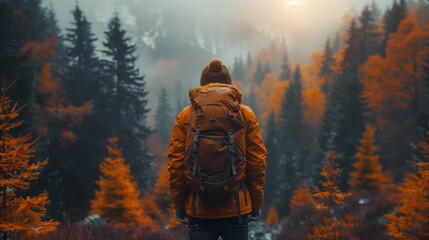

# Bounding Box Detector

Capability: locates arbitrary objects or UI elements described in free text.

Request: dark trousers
[188,215,249,240]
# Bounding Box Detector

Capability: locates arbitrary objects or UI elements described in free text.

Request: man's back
[167,59,267,240]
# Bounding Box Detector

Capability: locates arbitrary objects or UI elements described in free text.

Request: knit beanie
[200,59,232,86]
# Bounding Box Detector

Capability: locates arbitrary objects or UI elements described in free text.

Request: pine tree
[264,62,272,77]
[358,5,383,60]
[308,147,351,239]
[232,56,245,81]
[63,4,102,106]
[0,83,58,239]
[102,13,152,189]
[36,4,106,216]
[382,0,408,55]
[246,52,252,66]
[254,60,265,84]
[280,51,292,81]
[319,39,336,95]
[332,33,341,54]
[277,65,306,215]
[264,112,280,211]
[247,88,260,120]
[319,19,368,189]
[385,127,429,239]
[90,136,153,227]
[155,88,173,145]
[280,65,305,165]
[0,0,51,134]
[348,124,386,192]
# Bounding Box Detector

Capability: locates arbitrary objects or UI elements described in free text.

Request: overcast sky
[42,0,394,125]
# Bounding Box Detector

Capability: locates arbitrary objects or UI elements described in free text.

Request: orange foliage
[301,52,324,89]
[385,128,429,239]
[0,85,58,238]
[21,35,93,144]
[302,87,325,128]
[90,137,153,227]
[266,205,280,227]
[289,182,315,209]
[349,124,386,192]
[313,151,350,212]
[253,74,288,125]
[361,17,429,123]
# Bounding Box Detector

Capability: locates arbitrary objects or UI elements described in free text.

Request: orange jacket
[167,83,267,219]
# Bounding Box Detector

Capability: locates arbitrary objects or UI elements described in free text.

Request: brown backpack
[184,86,247,216]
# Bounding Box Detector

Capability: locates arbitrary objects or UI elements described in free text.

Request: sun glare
[285,0,305,7]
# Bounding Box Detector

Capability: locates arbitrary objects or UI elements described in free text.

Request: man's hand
[249,209,261,222]
[174,209,187,224]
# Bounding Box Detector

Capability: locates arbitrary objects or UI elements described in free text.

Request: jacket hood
[188,83,243,103]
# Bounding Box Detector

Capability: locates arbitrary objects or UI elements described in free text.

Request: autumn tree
[254,60,265,84]
[348,124,386,192]
[102,13,152,189]
[155,87,173,145]
[361,17,429,176]
[0,82,58,239]
[90,136,153,227]
[266,205,279,227]
[385,127,429,239]
[383,0,408,54]
[308,147,351,239]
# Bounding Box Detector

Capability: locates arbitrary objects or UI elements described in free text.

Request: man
[167,58,267,240]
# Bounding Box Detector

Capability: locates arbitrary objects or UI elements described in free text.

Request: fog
[43,0,392,125]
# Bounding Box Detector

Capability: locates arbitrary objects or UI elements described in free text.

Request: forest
[0,0,429,239]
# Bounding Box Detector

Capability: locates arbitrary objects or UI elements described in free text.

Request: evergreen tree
[264,61,272,77]
[155,87,173,145]
[319,38,336,95]
[0,0,51,134]
[319,18,369,189]
[332,33,341,54]
[64,4,102,106]
[348,124,386,192]
[90,136,153,227]
[232,56,245,81]
[254,60,265,84]
[264,112,280,212]
[44,4,106,215]
[359,5,383,60]
[0,84,58,239]
[246,51,252,66]
[280,65,304,159]
[102,13,152,189]
[383,0,408,55]
[247,87,260,120]
[280,51,292,81]
[277,65,306,215]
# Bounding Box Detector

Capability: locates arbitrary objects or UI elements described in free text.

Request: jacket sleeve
[167,109,188,210]
[243,106,267,210]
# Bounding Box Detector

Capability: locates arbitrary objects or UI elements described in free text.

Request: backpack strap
[191,132,200,176]
[227,132,237,176]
